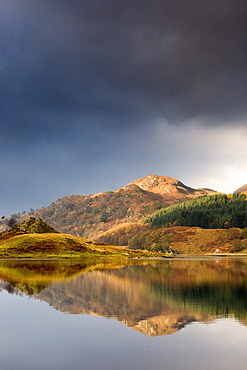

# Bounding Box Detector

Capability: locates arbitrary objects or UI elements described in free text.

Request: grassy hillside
[0,218,170,258]
[143,193,247,229]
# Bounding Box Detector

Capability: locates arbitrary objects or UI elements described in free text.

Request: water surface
[1,257,247,370]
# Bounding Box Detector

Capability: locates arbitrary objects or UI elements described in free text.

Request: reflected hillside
[0,259,149,294]
[1,258,247,336]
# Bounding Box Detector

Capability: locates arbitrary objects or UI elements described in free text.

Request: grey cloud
[1,0,247,215]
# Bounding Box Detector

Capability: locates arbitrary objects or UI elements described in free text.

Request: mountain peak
[127,174,201,196]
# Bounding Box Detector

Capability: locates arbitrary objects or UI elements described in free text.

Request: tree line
[143,193,247,229]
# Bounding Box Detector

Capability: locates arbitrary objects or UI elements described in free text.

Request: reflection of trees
[152,282,247,320]
[1,258,247,335]
[141,259,247,322]
[35,259,247,333]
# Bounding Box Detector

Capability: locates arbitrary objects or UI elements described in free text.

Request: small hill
[10,217,59,234]
[0,218,170,258]
[7,175,217,240]
[0,218,59,243]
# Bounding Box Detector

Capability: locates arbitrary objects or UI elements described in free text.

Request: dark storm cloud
[1,0,247,215]
[1,0,246,138]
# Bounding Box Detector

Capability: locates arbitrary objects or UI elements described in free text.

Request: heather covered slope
[4,175,217,239]
[97,223,247,254]
[97,193,247,252]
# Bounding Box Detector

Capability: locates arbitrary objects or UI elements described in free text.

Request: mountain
[235,184,247,193]
[2,175,217,240]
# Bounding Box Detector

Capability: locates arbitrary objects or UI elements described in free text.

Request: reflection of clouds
[164,318,247,370]
[188,318,247,346]
[1,289,247,370]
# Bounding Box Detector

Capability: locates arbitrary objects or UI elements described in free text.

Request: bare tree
[7,217,17,229]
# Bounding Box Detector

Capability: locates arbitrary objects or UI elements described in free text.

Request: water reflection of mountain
[1,258,247,336]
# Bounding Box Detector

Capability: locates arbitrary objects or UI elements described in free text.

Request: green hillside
[143,193,247,229]
[0,218,170,258]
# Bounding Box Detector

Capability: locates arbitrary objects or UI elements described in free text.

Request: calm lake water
[1,257,247,370]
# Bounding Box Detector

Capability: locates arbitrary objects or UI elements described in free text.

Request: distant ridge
[235,184,247,193]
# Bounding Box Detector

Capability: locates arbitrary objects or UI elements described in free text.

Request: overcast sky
[1,0,247,216]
